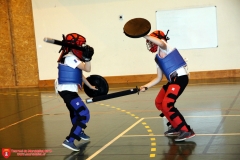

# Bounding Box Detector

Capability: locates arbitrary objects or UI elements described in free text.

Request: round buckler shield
[123,18,151,38]
[83,75,109,97]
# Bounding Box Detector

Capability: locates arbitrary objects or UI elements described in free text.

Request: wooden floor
[1,78,240,160]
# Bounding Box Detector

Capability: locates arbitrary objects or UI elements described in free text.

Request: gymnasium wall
[32,0,240,81]
[0,0,38,88]
[0,0,240,88]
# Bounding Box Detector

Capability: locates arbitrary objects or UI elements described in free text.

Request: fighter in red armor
[139,30,195,141]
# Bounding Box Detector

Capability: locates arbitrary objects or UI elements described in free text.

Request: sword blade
[86,87,139,103]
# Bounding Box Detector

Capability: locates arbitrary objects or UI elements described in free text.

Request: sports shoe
[62,139,80,151]
[164,126,180,136]
[79,131,90,140]
[174,129,196,141]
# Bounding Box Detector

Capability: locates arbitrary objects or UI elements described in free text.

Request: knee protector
[70,97,90,123]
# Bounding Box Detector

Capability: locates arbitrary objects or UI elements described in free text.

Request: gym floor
[1,78,240,160]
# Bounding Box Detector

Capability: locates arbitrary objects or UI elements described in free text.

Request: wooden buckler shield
[123,18,151,38]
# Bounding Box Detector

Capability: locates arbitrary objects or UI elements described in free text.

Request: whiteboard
[156,6,218,49]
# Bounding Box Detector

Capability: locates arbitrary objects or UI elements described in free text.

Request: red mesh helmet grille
[65,33,86,59]
[146,40,158,53]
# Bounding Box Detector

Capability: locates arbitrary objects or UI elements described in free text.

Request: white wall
[32,0,240,80]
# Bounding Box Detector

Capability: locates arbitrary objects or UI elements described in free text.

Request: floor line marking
[121,133,240,137]
[86,118,144,160]
[0,114,40,131]
[143,115,240,119]
[203,90,240,154]
[2,114,239,132]
[0,104,66,131]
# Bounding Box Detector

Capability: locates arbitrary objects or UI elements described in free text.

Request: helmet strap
[58,34,66,53]
[153,30,170,42]
[165,30,170,41]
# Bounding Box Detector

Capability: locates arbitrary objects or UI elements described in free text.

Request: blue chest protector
[58,64,82,85]
[155,49,186,82]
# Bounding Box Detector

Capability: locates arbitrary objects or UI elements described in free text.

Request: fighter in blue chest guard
[139,30,195,142]
[55,33,97,152]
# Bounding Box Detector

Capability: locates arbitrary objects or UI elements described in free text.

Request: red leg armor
[161,84,189,132]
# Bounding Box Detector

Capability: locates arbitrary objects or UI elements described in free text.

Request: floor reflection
[0,88,46,154]
[63,141,90,160]
[0,88,43,129]
[162,137,197,160]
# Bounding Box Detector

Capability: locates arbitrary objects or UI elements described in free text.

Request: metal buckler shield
[83,75,109,97]
[123,18,151,38]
